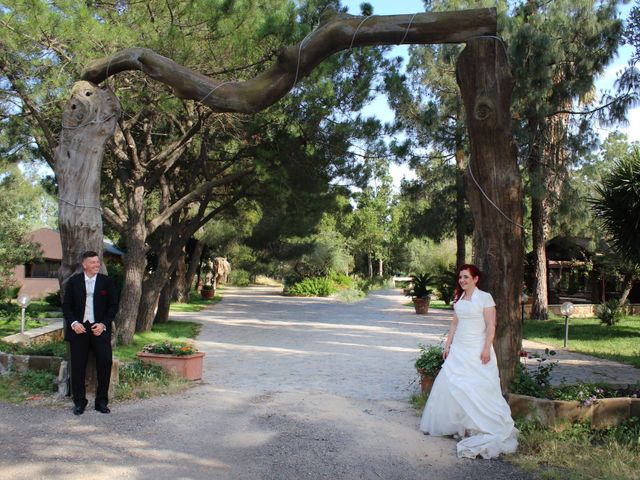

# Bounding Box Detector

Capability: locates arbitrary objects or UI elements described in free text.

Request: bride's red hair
[453,264,482,303]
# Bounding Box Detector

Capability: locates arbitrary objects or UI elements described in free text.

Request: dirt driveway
[0,287,531,480]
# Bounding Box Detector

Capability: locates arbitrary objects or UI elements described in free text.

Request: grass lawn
[523,315,640,368]
[509,418,640,480]
[0,317,47,337]
[169,295,221,312]
[113,320,202,361]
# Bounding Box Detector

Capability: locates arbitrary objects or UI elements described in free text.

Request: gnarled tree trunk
[457,38,524,393]
[55,82,120,295]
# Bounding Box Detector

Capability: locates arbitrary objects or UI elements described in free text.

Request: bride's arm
[443,313,458,359]
[481,306,496,364]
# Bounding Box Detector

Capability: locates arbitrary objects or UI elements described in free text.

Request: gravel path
[0,286,533,480]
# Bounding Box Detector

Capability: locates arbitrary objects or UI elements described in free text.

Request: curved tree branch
[81,8,496,114]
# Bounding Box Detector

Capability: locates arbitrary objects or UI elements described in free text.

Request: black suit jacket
[62,273,119,341]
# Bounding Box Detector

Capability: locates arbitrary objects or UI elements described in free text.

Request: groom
[62,251,119,415]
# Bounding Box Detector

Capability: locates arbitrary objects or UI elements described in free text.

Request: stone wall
[524,303,640,318]
[509,393,640,428]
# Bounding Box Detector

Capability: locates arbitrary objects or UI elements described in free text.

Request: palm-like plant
[590,150,640,265]
[404,273,433,299]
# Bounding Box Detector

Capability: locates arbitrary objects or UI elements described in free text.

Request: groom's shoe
[73,399,88,416]
[95,403,110,414]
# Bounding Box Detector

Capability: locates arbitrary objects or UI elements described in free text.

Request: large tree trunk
[619,274,637,306]
[172,247,188,302]
[155,270,179,324]
[457,38,524,393]
[54,82,120,295]
[184,240,204,301]
[455,141,467,268]
[114,229,147,345]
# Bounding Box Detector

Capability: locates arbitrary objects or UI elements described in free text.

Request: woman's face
[458,269,479,290]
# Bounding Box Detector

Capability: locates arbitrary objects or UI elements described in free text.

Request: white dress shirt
[83,273,97,324]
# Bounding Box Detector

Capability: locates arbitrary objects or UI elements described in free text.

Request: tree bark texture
[456,38,524,393]
[115,230,147,345]
[54,81,120,295]
[155,271,179,324]
[172,247,188,303]
[455,143,467,268]
[183,240,204,302]
[80,9,496,113]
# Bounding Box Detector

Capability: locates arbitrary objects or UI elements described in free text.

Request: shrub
[0,285,21,302]
[596,299,624,326]
[0,340,67,358]
[328,271,353,289]
[228,268,251,286]
[18,370,56,393]
[510,348,557,398]
[414,343,444,377]
[433,266,457,305]
[287,276,335,297]
[43,290,62,308]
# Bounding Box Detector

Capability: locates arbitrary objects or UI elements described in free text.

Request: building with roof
[12,228,124,299]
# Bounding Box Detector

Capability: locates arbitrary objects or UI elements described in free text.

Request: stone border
[508,393,640,428]
[2,319,64,345]
[523,303,640,318]
[0,352,118,399]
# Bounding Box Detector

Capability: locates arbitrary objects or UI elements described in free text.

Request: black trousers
[70,322,112,407]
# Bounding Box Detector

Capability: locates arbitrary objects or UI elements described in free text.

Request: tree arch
[56,7,523,391]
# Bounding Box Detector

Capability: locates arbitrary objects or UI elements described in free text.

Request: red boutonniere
[100,290,108,296]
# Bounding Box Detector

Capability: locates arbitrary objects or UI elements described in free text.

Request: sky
[340,0,639,187]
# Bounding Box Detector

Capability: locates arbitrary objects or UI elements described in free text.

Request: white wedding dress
[419,289,518,459]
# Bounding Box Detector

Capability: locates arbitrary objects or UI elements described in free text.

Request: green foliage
[228,269,251,287]
[355,276,394,293]
[286,276,335,297]
[403,238,460,278]
[0,316,46,337]
[404,274,433,299]
[116,360,187,401]
[18,370,56,394]
[414,343,444,377]
[596,299,624,326]
[510,349,557,398]
[112,321,201,362]
[0,340,66,358]
[409,391,429,411]
[43,291,62,308]
[591,149,640,265]
[0,165,42,290]
[512,418,640,480]
[142,340,198,356]
[523,315,640,368]
[433,265,457,305]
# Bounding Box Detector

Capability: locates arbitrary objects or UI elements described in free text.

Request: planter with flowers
[414,343,445,394]
[136,341,205,380]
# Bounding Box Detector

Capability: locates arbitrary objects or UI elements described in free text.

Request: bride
[419,264,518,459]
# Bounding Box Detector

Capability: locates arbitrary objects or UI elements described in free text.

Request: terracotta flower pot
[201,287,215,299]
[413,297,429,314]
[417,368,440,394]
[136,351,205,380]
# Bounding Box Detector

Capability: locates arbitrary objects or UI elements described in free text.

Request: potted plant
[200,283,215,300]
[136,341,205,380]
[404,274,433,314]
[414,343,444,393]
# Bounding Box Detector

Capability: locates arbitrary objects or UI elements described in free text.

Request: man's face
[82,256,101,276]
